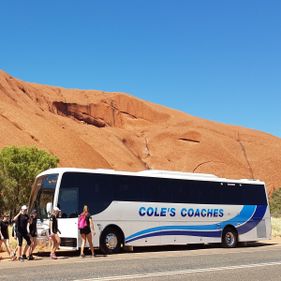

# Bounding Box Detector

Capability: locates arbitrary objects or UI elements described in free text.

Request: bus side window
[58,187,79,218]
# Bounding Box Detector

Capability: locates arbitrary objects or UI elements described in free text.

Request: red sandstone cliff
[1,70,280,193]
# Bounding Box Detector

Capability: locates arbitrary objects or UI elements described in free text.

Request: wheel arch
[100,224,125,246]
[222,224,238,237]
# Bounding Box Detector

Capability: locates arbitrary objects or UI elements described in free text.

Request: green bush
[0,146,59,215]
[270,187,281,217]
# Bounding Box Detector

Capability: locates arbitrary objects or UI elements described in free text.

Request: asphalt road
[1,242,281,281]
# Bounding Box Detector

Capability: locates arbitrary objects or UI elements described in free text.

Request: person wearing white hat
[49,207,61,259]
[13,205,32,261]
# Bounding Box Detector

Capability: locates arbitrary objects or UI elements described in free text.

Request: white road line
[73,261,281,281]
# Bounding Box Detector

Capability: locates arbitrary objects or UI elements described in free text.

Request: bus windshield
[29,174,58,219]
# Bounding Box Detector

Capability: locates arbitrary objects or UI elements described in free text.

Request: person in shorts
[49,207,61,260]
[13,205,32,261]
[22,209,38,260]
[79,205,95,257]
[0,214,11,259]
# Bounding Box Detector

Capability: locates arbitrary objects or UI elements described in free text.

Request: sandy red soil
[1,70,281,194]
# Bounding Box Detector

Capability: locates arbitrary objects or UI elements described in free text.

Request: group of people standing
[0,204,96,261]
[0,205,38,261]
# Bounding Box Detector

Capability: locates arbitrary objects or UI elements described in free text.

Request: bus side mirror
[46,202,53,216]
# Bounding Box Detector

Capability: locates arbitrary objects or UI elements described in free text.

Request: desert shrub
[270,187,281,217]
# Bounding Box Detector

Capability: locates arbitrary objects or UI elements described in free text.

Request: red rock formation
[1,70,281,194]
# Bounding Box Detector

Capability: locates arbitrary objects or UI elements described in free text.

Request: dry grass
[271,217,281,238]
[1,226,49,253]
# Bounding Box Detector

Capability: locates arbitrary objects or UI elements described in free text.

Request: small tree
[0,146,59,215]
[270,187,281,217]
[0,170,5,214]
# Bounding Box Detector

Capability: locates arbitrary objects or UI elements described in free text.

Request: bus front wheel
[222,227,238,248]
[100,227,123,254]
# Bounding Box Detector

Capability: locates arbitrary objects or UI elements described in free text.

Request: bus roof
[37,167,265,185]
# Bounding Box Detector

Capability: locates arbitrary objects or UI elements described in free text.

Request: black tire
[100,227,123,254]
[222,227,238,248]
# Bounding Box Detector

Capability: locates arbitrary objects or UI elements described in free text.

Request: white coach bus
[28,168,271,254]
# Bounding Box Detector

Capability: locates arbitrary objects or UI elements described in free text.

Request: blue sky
[1,1,280,137]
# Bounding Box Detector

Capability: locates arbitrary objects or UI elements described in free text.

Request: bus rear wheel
[100,227,123,254]
[222,227,238,248]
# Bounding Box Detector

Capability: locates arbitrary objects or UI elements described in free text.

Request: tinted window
[59,172,267,215]
[58,187,79,218]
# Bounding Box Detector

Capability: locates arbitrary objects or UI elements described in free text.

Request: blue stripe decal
[125,205,255,242]
[125,205,266,243]
[128,230,222,242]
[237,204,267,234]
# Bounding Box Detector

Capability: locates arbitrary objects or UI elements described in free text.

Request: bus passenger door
[57,187,79,249]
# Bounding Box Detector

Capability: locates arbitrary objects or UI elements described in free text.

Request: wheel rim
[225,231,235,246]
[105,233,118,250]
